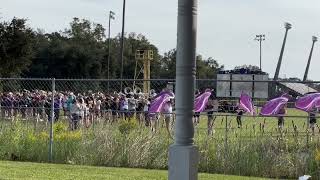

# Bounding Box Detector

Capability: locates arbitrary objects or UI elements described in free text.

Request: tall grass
[0,118,320,179]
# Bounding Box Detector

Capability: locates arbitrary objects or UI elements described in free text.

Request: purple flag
[260,95,289,116]
[316,98,320,109]
[149,91,174,113]
[239,92,255,115]
[194,91,211,112]
[295,93,320,112]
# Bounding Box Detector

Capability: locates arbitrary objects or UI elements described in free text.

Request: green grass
[195,108,311,135]
[0,161,270,180]
[0,108,318,179]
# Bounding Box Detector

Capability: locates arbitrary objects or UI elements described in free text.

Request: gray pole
[119,0,126,91]
[259,40,262,70]
[168,0,199,179]
[303,36,317,81]
[107,11,113,92]
[255,34,265,70]
[273,22,292,80]
[49,78,55,162]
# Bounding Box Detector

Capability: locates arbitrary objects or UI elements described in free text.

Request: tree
[7,17,223,80]
[159,49,223,79]
[196,56,223,79]
[159,49,177,78]
[24,18,162,80]
[0,17,35,77]
[25,18,106,78]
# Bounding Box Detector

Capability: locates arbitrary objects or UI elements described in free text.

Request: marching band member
[277,106,286,130]
[163,97,174,137]
[207,90,218,135]
[309,109,317,135]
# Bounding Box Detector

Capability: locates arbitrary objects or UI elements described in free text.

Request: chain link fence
[0,78,320,178]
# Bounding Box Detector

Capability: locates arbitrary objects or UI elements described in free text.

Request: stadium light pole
[255,34,265,70]
[119,0,126,91]
[107,11,115,92]
[303,36,317,81]
[274,22,292,80]
[168,0,199,179]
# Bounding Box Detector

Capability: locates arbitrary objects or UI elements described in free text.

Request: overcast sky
[1,0,320,80]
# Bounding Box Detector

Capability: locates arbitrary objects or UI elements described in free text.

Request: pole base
[168,145,199,180]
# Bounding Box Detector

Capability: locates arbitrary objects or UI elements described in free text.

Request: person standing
[135,94,144,125]
[120,94,128,120]
[54,95,61,122]
[127,92,137,120]
[207,91,218,135]
[70,98,84,130]
[110,95,119,124]
[236,109,244,128]
[277,106,286,130]
[143,97,151,127]
[193,89,201,125]
[163,97,174,137]
[309,109,317,135]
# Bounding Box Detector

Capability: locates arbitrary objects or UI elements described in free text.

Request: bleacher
[278,82,318,96]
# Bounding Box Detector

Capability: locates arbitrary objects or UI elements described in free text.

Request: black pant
[236,115,242,127]
[71,114,81,130]
[278,117,284,128]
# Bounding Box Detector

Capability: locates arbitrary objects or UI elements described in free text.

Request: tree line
[0,17,223,79]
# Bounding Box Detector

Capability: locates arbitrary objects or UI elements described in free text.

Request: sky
[1,0,320,80]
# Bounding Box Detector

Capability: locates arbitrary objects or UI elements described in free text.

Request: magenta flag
[149,91,174,113]
[260,95,289,116]
[316,98,320,108]
[295,93,320,112]
[239,92,255,115]
[194,91,211,112]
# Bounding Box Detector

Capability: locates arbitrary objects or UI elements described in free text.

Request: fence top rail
[0,78,320,83]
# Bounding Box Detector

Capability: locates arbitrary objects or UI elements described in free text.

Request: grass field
[0,108,319,179]
[0,161,270,180]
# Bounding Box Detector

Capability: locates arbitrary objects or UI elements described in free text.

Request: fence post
[49,78,55,162]
[224,115,228,174]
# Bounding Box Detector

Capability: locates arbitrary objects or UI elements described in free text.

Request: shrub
[118,120,138,135]
[1,119,320,179]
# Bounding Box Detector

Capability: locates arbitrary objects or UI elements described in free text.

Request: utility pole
[273,22,292,80]
[303,36,317,81]
[255,34,265,70]
[119,0,126,91]
[107,11,115,92]
[168,0,199,179]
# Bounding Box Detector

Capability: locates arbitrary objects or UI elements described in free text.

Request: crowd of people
[0,88,215,134]
[0,90,157,129]
[0,89,318,135]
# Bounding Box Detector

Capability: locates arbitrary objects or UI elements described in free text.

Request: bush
[1,119,320,179]
[118,120,138,135]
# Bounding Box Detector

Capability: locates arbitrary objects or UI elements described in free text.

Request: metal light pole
[274,22,292,80]
[303,36,317,81]
[255,34,265,70]
[107,11,115,92]
[168,0,199,179]
[119,0,126,91]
